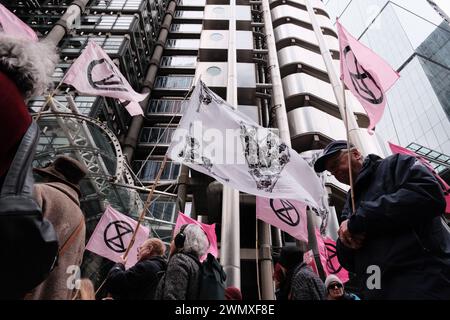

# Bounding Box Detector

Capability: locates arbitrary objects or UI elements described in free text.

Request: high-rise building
[325,0,450,157]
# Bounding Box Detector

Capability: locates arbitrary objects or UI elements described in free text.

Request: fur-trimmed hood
[0,35,58,99]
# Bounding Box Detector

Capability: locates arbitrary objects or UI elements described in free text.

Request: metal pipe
[220,0,241,290]
[43,0,88,45]
[123,0,177,161]
[175,165,189,213]
[261,0,291,148]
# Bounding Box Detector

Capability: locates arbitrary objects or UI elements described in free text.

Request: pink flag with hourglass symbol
[316,229,349,283]
[337,19,399,132]
[86,206,149,269]
[256,197,308,243]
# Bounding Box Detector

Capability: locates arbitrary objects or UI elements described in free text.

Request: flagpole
[342,82,357,214]
[122,154,169,261]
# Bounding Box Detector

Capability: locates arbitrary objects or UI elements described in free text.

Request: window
[139,127,176,144]
[174,10,204,18]
[149,200,177,222]
[165,38,200,49]
[147,99,186,114]
[133,160,181,181]
[154,76,194,89]
[170,24,202,33]
[160,56,197,68]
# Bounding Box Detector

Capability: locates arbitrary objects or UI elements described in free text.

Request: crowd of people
[1,31,449,300]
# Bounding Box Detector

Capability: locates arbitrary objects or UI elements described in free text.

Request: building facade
[325,0,450,157]
[8,0,449,299]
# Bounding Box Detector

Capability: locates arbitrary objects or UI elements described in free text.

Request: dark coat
[337,154,450,299]
[289,263,327,300]
[106,256,167,300]
[155,253,200,300]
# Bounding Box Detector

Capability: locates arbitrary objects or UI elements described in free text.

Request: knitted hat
[279,245,303,270]
[325,274,343,289]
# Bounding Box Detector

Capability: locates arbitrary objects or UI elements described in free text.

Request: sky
[433,0,450,18]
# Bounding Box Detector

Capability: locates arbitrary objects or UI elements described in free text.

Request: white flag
[168,81,324,209]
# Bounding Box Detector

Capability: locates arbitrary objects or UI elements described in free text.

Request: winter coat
[106,256,167,300]
[155,252,200,300]
[27,182,86,300]
[337,154,450,299]
[289,262,327,300]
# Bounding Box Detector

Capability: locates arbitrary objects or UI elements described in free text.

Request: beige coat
[27,182,86,300]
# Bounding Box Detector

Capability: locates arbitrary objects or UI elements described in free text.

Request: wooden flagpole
[94,154,169,296]
[342,82,357,214]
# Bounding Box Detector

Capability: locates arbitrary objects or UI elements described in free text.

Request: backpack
[0,122,59,298]
[196,253,227,300]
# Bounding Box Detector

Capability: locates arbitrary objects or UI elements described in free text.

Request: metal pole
[175,165,190,214]
[220,0,241,290]
[304,0,373,156]
[258,220,275,299]
[43,0,88,45]
[123,0,177,161]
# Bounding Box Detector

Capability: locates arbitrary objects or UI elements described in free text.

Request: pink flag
[0,4,38,41]
[86,206,149,269]
[337,20,399,132]
[120,100,144,116]
[63,41,148,102]
[174,212,218,262]
[316,229,349,283]
[256,197,308,243]
[389,142,450,216]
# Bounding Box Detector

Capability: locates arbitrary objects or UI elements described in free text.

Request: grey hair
[182,224,209,258]
[0,35,58,100]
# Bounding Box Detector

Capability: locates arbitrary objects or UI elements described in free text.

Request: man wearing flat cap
[27,156,88,300]
[314,140,450,299]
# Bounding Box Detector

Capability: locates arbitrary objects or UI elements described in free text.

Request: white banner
[168,81,324,209]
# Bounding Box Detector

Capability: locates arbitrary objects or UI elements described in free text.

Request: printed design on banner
[103,220,134,253]
[197,81,223,111]
[325,241,343,274]
[343,45,383,105]
[178,123,230,182]
[87,58,127,92]
[240,122,290,192]
[269,199,300,227]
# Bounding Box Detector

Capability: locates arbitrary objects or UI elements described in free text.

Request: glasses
[327,283,343,290]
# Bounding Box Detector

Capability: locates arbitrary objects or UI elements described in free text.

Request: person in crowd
[314,140,450,299]
[155,224,209,300]
[27,156,87,300]
[0,34,57,188]
[105,238,167,300]
[273,261,285,300]
[325,274,359,300]
[225,286,242,300]
[277,245,326,300]
[73,279,96,300]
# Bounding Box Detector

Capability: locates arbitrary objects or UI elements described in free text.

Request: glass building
[325,0,450,155]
